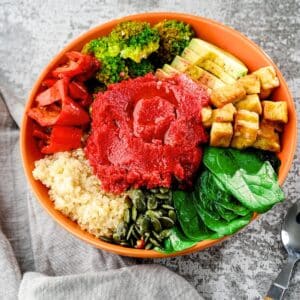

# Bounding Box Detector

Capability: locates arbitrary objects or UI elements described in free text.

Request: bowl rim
[20,12,297,258]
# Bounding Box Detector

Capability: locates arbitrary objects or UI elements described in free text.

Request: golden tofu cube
[253,66,280,90]
[235,94,262,114]
[262,101,288,123]
[211,83,246,108]
[231,110,259,149]
[253,120,280,152]
[201,106,213,127]
[238,74,261,94]
[210,122,233,147]
[212,103,236,122]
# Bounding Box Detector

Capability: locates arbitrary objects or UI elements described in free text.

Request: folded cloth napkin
[0,87,202,300]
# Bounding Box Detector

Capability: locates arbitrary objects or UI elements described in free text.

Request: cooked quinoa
[32,148,128,238]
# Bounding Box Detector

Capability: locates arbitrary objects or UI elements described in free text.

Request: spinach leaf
[173,191,216,241]
[203,147,284,213]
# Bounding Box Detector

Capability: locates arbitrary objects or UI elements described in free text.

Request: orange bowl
[20,12,297,258]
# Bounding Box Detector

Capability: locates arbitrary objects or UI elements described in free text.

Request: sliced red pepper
[41,78,57,88]
[28,97,90,127]
[52,51,100,81]
[36,80,62,106]
[41,125,82,154]
[69,81,92,107]
[33,129,49,140]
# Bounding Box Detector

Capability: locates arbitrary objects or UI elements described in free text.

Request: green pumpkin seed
[155,193,170,200]
[149,237,161,247]
[131,227,140,240]
[168,210,177,222]
[144,232,150,243]
[131,206,137,221]
[150,188,159,193]
[130,190,146,212]
[134,224,142,236]
[147,195,158,210]
[159,216,174,229]
[145,242,153,250]
[152,231,162,242]
[137,216,150,234]
[146,210,162,219]
[113,233,121,243]
[160,229,171,239]
[116,222,128,240]
[99,236,113,243]
[162,204,174,210]
[159,187,169,194]
[123,208,131,223]
[151,217,162,232]
[120,241,130,247]
[126,224,135,241]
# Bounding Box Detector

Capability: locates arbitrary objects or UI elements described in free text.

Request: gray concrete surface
[1,0,299,299]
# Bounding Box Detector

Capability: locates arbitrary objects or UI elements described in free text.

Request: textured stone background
[1,0,299,299]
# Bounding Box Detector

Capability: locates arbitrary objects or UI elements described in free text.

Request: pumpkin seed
[123,208,131,223]
[131,206,137,221]
[145,242,153,250]
[147,195,158,210]
[160,229,171,239]
[162,204,174,210]
[159,187,169,194]
[149,237,161,247]
[137,216,150,234]
[134,224,142,236]
[155,193,170,200]
[116,222,128,240]
[159,216,174,229]
[152,231,162,242]
[130,190,146,212]
[99,236,113,243]
[126,224,135,240]
[144,232,150,243]
[146,210,162,219]
[151,217,162,232]
[120,241,130,247]
[168,210,177,222]
[113,233,121,243]
[150,188,159,193]
[131,226,140,240]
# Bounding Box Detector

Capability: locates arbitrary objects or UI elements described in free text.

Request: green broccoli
[96,56,128,86]
[110,21,160,63]
[82,36,121,60]
[127,59,154,77]
[151,20,195,67]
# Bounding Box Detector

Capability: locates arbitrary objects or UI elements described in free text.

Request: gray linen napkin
[0,89,202,300]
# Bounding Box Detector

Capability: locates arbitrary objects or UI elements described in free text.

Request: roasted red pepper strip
[69,81,92,107]
[36,79,65,106]
[33,129,49,140]
[52,51,99,80]
[41,78,57,88]
[41,125,82,154]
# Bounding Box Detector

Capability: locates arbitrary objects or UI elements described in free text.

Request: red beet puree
[85,74,209,193]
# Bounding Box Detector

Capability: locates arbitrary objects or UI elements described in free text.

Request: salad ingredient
[262,101,288,123]
[210,122,233,147]
[253,66,280,90]
[107,188,175,249]
[187,38,248,79]
[110,21,160,63]
[85,73,209,193]
[127,59,154,77]
[253,120,281,152]
[68,81,92,107]
[35,125,82,154]
[212,103,236,122]
[203,147,285,212]
[231,110,259,149]
[235,94,262,114]
[237,74,261,94]
[210,82,246,108]
[32,149,129,238]
[151,20,195,67]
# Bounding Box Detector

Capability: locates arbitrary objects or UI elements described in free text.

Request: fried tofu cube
[212,103,236,122]
[235,94,262,114]
[231,110,259,149]
[237,74,261,94]
[253,120,280,152]
[210,122,233,147]
[210,83,246,108]
[262,101,288,123]
[201,106,213,127]
[253,66,280,90]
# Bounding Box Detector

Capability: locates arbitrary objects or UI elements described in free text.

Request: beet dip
[85,74,209,194]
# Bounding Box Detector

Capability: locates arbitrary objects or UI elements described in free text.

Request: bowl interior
[21,12,297,258]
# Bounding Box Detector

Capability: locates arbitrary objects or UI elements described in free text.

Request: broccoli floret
[110,21,160,63]
[151,20,195,67]
[127,59,154,77]
[96,56,128,86]
[82,36,121,59]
